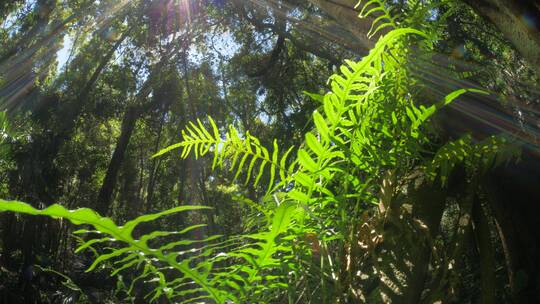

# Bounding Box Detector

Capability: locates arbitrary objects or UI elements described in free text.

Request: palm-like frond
[154,118,295,193]
[426,134,520,184]
[356,0,397,38]
[0,199,303,303]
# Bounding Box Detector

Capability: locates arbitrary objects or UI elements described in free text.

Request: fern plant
[0,199,304,303]
[0,201,226,301]
[0,13,520,303]
[147,24,496,301]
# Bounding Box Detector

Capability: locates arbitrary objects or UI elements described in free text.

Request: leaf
[297,149,318,172]
[305,133,325,157]
[304,91,324,103]
[442,88,489,107]
[288,189,310,203]
[313,111,330,142]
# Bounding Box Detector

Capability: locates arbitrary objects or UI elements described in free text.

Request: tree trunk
[146,108,167,212]
[54,30,130,146]
[181,51,216,234]
[96,106,139,215]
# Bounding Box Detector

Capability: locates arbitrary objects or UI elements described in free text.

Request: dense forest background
[0,0,540,303]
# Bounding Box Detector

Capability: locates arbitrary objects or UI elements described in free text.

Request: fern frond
[0,199,303,303]
[0,200,226,303]
[426,135,520,184]
[154,117,294,193]
[356,0,397,38]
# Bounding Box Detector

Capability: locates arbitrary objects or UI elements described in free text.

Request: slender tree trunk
[96,106,139,215]
[146,107,168,212]
[180,51,216,234]
[482,153,540,303]
[94,58,168,215]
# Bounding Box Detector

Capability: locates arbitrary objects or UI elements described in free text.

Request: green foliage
[156,27,441,219]
[0,198,304,303]
[0,23,522,304]
[0,200,223,301]
[211,201,304,302]
[153,118,295,194]
[426,134,520,184]
[151,26,503,301]
[356,0,397,38]
[34,265,90,303]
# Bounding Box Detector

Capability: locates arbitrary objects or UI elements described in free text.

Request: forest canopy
[1,0,540,303]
